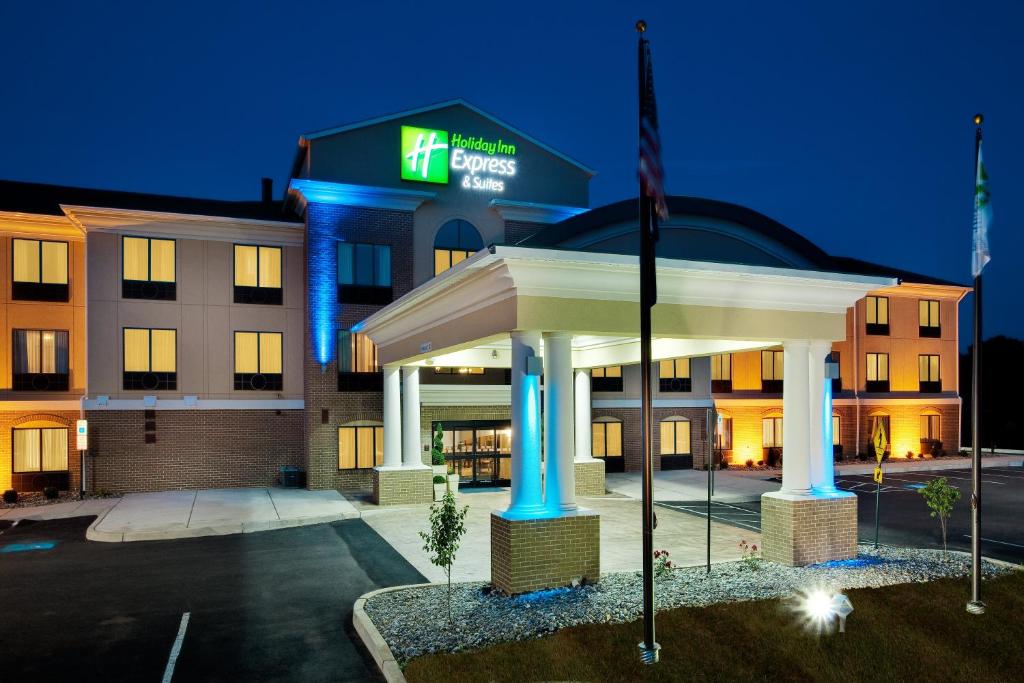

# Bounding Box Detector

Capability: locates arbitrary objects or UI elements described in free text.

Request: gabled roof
[0,180,302,223]
[299,98,596,176]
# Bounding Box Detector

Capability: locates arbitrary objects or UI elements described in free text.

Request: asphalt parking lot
[0,516,425,682]
[658,466,1024,564]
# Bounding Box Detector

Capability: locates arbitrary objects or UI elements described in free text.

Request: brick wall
[0,410,81,493]
[85,409,303,493]
[490,511,600,594]
[574,459,605,496]
[372,467,432,505]
[592,407,711,472]
[761,493,858,566]
[304,203,414,491]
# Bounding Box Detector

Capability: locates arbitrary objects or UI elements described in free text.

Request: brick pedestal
[372,466,433,505]
[574,459,606,497]
[760,491,858,566]
[490,509,600,594]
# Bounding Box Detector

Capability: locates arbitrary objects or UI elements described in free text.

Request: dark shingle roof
[0,180,302,223]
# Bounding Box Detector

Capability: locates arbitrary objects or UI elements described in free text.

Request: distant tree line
[960,335,1023,450]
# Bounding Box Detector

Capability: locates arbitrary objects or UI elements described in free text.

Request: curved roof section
[518,195,968,287]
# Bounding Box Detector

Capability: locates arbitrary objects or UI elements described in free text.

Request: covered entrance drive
[358,246,892,591]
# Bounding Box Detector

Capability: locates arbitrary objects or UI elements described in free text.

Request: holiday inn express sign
[401,124,518,193]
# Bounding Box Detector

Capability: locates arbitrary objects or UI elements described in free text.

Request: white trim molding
[593,398,715,409]
[420,385,511,406]
[489,199,587,225]
[82,398,305,411]
[0,400,83,411]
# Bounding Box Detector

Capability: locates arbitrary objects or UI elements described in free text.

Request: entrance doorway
[433,420,511,486]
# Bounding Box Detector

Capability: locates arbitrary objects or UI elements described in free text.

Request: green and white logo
[401,126,449,184]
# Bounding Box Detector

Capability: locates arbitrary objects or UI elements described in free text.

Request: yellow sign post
[870,420,888,548]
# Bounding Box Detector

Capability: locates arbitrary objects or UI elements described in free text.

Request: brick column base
[574,459,606,497]
[761,491,858,566]
[372,466,433,505]
[490,510,600,594]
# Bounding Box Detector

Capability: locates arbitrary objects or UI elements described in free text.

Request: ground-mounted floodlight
[796,588,854,635]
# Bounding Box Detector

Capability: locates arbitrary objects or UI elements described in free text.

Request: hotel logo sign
[400,124,518,193]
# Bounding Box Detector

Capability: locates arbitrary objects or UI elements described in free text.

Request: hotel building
[0,100,968,500]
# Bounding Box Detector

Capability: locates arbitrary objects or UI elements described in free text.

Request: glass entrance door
[436,420,512,486]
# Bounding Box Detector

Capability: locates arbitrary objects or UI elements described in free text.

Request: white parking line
[963,535,1024,550]
[162,612,190,683]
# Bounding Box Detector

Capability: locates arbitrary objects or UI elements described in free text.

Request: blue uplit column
[807,340,830,493]
[543,332,576,512]
[505,330,545,518]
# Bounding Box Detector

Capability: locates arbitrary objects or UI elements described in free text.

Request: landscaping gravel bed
[1,491,119,509]
[364,545,1013,665]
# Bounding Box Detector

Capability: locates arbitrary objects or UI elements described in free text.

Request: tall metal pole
[637,20,659,664]
[706,409,713,574]
[967,114,985,615]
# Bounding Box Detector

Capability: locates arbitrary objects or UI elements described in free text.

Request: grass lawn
[404,570,1023,682]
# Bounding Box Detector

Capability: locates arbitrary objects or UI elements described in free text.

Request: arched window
[921,410,941,442]
[659,417,691,455]
[434,220,483,275]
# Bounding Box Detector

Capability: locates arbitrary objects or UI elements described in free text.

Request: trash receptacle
[279,466,306,488]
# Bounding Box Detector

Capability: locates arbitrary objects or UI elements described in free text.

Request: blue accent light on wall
[306,203,341,366]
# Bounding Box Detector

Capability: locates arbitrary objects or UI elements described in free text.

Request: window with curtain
[591,365,623,392]
[123,328,177,390]
[659,419,691,455]
[658,358,691,392]
[761,350,784,392]
[865,295,889,335]
[337,331,382,391]
[337,242,392,304]
[866,352,890,392]
[12,238,69,301]
[762,416,783,448]
[234,245,283,304]
[711,353,732,392]
[122,236,176,299]
[918,354,941,392]
[12,330,70,390]
[591,420,623,459]
[13,427,68,473]
[832,415,841,446]
[433,219,483,276]
[919,300,940,337]
[921,413,940,441]
[716,416,733,450]
[338,426,384,469]
[234,331,283,390]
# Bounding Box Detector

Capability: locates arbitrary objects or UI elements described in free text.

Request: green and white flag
[972,142,992,278]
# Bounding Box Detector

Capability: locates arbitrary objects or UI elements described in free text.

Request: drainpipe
[853,303,860,456]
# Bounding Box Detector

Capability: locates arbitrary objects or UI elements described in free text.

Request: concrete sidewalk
[1,497,119,522]
[87,488,359,542]
[606,468,778,503]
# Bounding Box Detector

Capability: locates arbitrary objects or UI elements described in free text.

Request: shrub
[756,460,765,467]
[745,459,754,469]
[2,489,17,504]
[431,422,446,466]
[719,460,729,470]
[433,475,446,485]
[43,486,59,500]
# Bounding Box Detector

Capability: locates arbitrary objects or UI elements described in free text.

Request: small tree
[918,477,961,558]
[431,422,446,466]
[419,490,468,623]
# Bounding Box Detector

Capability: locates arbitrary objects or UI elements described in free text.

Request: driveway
[606,468,778,503]
[0,515,424,682]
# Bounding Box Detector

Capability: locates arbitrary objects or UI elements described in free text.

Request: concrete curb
[353,582,436,683]
[86,510,360,543]
[836,457,1023,477]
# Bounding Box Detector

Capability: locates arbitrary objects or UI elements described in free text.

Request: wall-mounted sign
[401,125,518,193]
[76,419,88,450]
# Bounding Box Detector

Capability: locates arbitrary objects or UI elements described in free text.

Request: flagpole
[967,112,985,615]
[636,18,659,665]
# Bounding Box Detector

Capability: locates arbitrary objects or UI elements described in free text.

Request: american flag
[639,38,669,222]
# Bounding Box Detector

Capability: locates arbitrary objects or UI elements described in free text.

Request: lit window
[591,365,623,392]
[122,237,176,299]
[762,417,783,448]
[832,415,841,446]
[123,328,176,390]
[12,330,70,391]
[866,353,890,391]
[591,420,623,458]
[921,413,940,441]
[919,354,941,392]
[434,219,483,276]
[234,245,282,304]
[919,300,940,337]
[12,238,69,301]
[865,296,889,334]
[13,427,68,473]
[761,350,783,380]
[711,353,732,392]
[659,418,691,455]
[338,332,378,373]
[234,332,283,390]
[659,358,691,392]
[338,426,384,469]
[715,416,733,450]
[433,367,485,375]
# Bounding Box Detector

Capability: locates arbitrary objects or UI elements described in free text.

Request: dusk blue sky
[2,1,1020,346]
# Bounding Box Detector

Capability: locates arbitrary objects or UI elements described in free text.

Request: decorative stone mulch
[364,545,1013,665]
[1,491,117,509]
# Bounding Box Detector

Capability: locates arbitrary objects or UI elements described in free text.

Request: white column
[821,348,838,492]
[382,364,402,468]
[807,341,831,492]
[574,368,594,462]
[401,366,423,468]
[505,330,545,517]
[543,332,576,512]
[781,341,812,495]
